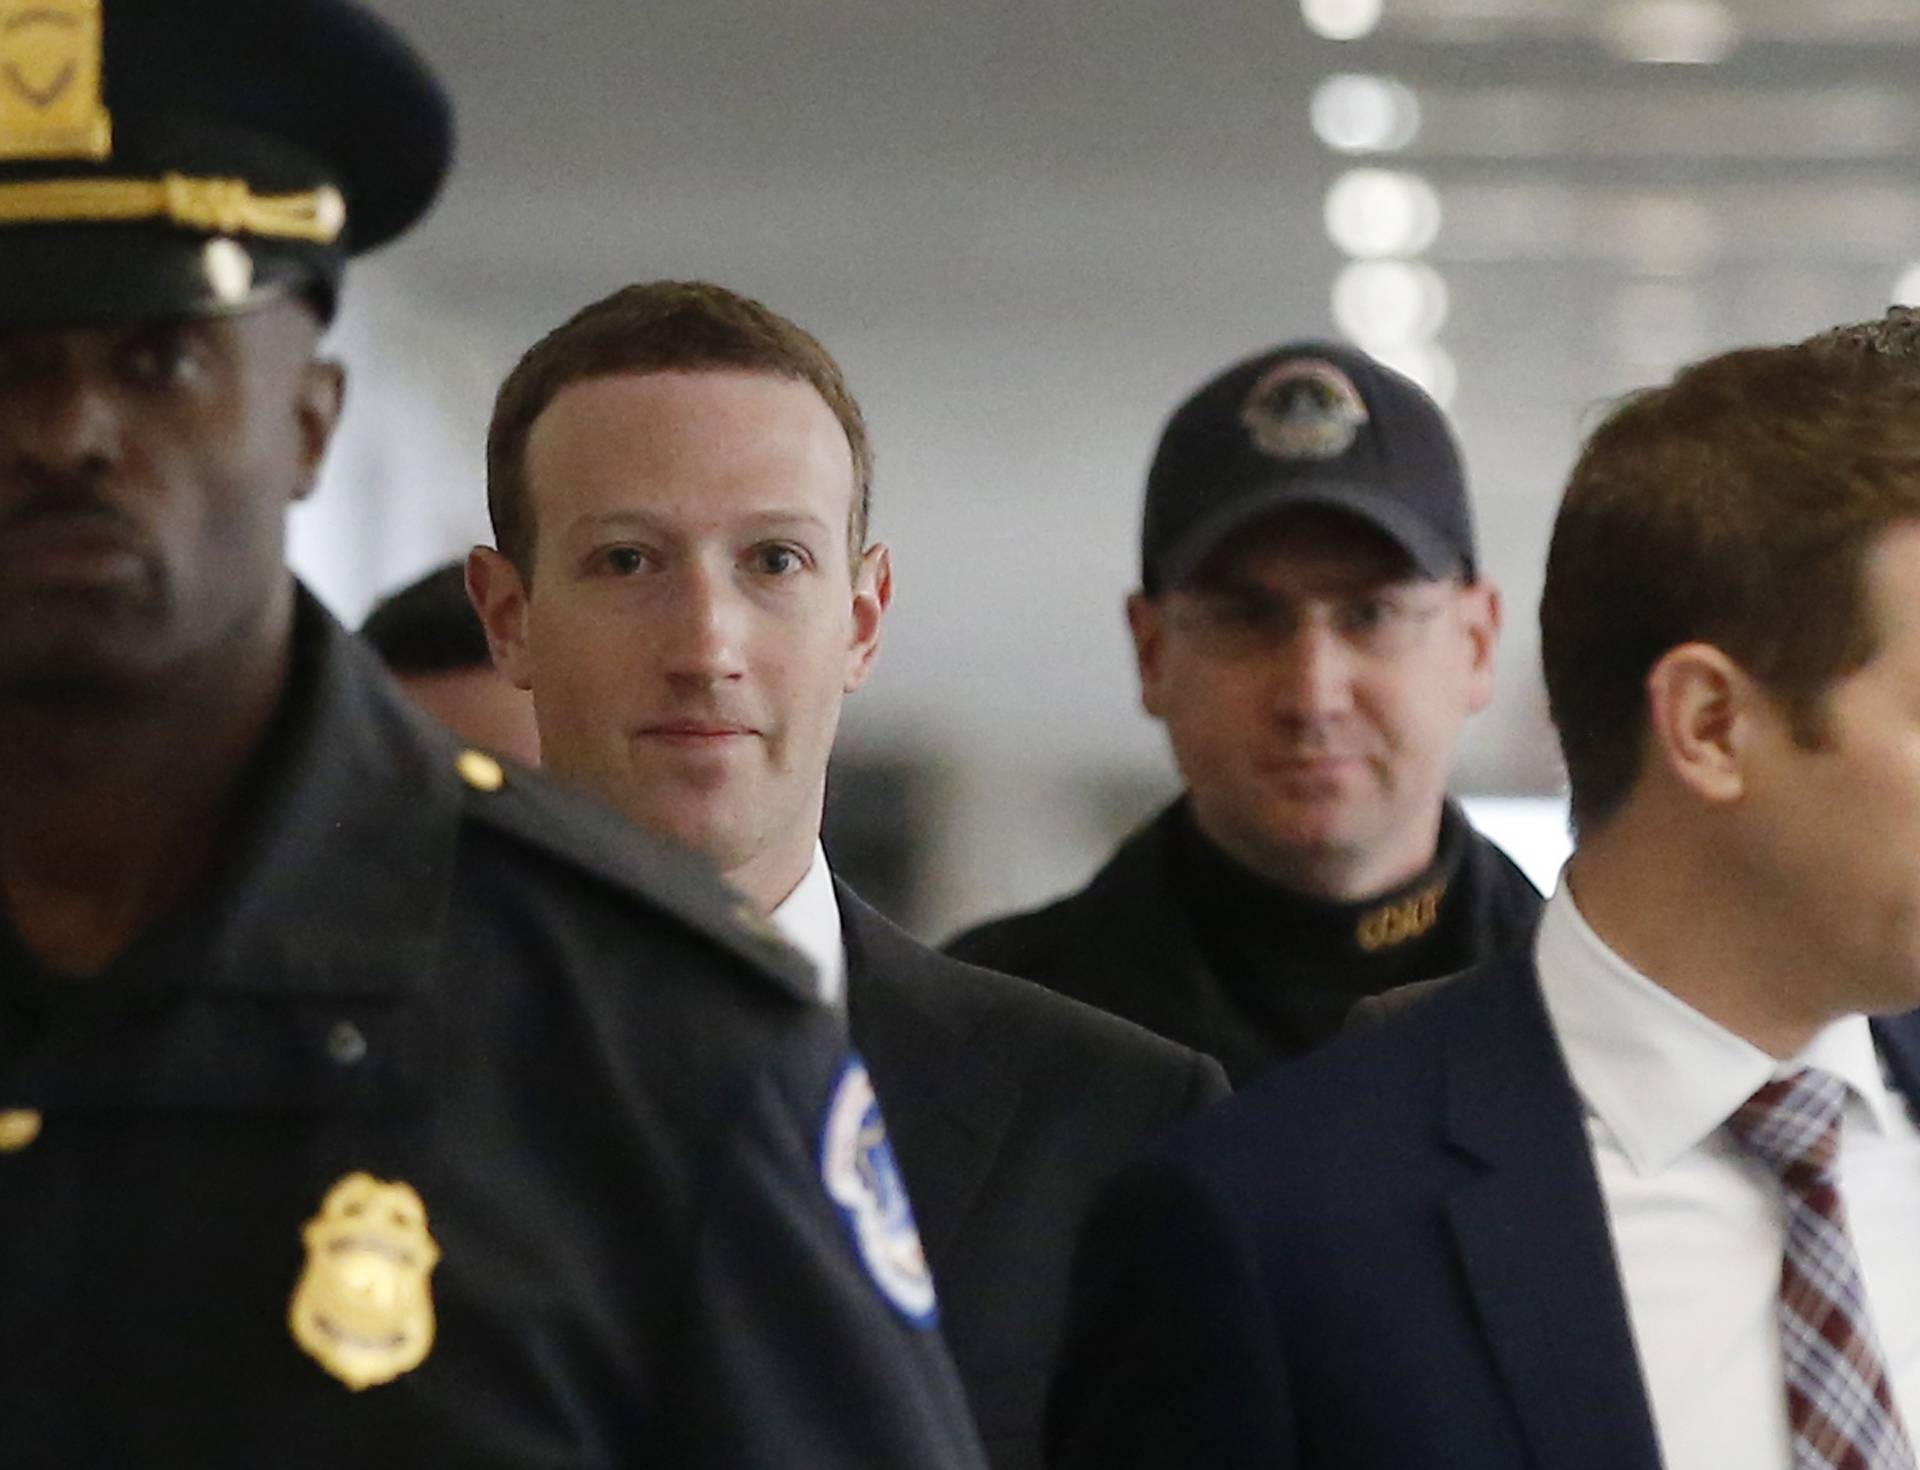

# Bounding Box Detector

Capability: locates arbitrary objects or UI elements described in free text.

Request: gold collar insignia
[1356,879,1447,953]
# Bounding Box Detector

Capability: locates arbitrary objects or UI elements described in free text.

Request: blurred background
[297,0,1920,936]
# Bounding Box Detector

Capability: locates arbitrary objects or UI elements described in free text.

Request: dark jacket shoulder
[454,750,815,1001]
[947,802,1543,1086]
[1169,950,1543,1192]
[942,806,1212,1038]
[1346,970,1464,1030]
[852,886,1224,1110]
[943,808,1176,981]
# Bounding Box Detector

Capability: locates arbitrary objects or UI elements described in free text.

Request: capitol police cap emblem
[1239,357,1370,462]
[1141,339,1477,590]
[819,1058,938,1327]
[289,1172,441,1391]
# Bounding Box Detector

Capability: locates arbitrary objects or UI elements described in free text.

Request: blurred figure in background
[949,343,1538,1084]
[0,4,987,1464]
[362,559,541,763]
[468,279,1227,1470]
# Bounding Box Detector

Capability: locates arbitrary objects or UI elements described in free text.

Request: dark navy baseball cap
[0,0,452,329]
[1141,340,1477,592]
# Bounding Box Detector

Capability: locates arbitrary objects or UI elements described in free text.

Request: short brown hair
[1803,304,1920,362]
[486,280,873,576]
[1542,340,1920,834]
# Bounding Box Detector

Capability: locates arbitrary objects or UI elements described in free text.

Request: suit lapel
[838,885,1021,1267]
[1871,1009,1920,1111]
[1440,956,1665,1470]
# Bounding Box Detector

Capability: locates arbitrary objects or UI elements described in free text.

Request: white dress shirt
[1534,881,1920,1470]
[770,842,847,1008]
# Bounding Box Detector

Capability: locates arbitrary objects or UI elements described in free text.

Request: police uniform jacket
[946,800,1541,1086]
[0,592,987,1470]
[839,886,1228,1470]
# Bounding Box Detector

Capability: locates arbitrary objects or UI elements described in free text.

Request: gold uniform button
[456,749,505,792]
[0,1108,42,1153]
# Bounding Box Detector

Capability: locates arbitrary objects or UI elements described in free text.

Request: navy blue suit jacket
[1046,948,1920,1470]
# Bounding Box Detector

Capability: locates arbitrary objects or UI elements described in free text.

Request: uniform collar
[1175,798,1470,972]
[1534,879,1899,1176]
[0,587,459,1111]
[196,585,460,1001]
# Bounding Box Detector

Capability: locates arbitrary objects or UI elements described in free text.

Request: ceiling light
[1311,74,1421,154]
[1600,0,1739,64]
[1302,0,1383,43]
[1332,259,1449,344]
[1324,168,1442,259]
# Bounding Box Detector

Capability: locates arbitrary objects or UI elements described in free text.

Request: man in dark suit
[1049,336,1920,1470]
[467,280,1229,1470]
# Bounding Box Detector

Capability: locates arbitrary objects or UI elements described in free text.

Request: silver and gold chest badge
[289,1172,440,1391]
[0,0,112,161]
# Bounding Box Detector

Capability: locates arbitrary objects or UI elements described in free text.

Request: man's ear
[1126,591,1169,720]
[844,542,893,695]
[466,546,536,692]
[291,358,346,503]
[1644,642,1753,807]
[1459,580,1502,715]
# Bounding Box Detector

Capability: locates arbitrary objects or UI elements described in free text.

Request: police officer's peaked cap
[0,0,452,329]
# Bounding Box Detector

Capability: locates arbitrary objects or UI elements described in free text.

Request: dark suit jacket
[1047,947,1920,1469]
[838,885,1229,1470]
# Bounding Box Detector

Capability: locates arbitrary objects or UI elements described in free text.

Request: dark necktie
[1727,1069,1917,1470]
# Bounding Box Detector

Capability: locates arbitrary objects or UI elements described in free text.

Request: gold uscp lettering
[1356,882,1447,953]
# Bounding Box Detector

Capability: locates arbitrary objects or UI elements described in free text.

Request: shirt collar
[770,842,846,1008]
[1534,876,1899,1176]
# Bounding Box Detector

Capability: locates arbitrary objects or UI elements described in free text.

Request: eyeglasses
[1165,583,1451,661]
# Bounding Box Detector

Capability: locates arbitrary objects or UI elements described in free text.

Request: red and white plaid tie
[1728,1069,1917,1470]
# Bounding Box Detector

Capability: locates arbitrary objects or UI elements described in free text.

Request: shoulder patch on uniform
[458,762,816,1002]
[819,1057,938,1329]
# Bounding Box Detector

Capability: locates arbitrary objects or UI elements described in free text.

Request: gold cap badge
[289,1172,440,1391]
[0,0,112,161]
